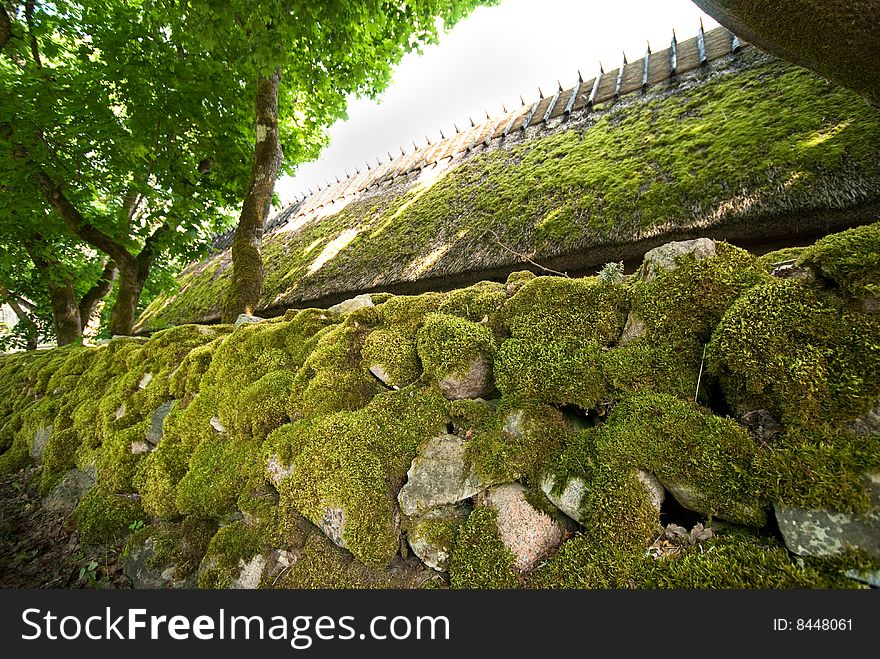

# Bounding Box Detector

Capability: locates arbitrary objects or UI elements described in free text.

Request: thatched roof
[137,26,880,332]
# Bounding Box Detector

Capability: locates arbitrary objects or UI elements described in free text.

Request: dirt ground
[0,466,130,589]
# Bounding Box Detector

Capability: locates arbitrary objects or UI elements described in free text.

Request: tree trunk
[223,69,283,322]
[0,284,40,350]
[0,5,12,53]
[25,247,82,346]
[78,259,117,330]
[108,258,146,336]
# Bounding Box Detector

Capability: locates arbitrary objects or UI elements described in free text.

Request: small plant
[597,261,625,284]
[128,519,145,531]
[78,560,100,587]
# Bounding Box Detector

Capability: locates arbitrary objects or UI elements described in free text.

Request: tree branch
[78,259,117,328]
[0,5,12,53]
[24,0,40,68]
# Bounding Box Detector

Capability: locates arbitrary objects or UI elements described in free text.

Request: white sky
[276,0,719,205]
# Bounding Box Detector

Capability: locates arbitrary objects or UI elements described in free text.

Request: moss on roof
[137,50,880,332]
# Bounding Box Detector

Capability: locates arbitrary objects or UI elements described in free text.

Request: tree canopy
[0,0,493,345]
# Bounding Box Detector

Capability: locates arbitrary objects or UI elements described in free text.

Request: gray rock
[130,441,152,455]
[30,425,52,462]
[210,416,226,433]
[845,569,880,587]
[539,474,589,524]
[863,297,879,314]
[328,294,374,315]
[123,537,195,589]
[618,311,646,346]
[230,554,266,589]
[398,434,491,517]
[775,504,880,558]
[480,483,576,574]
[266,455,294,486]
[146,400,176,445]
[43,465,96,514]
[437,354,490,400]
[114,404,126,421]
[319,507,347,549]
[661,477,767,527]
[770,262,812,281]
[234,313,264,326]
[407,505,471,571]
[642,238,716,281]
[636,470,666,512]
[138,372,153,389]
[848,400,880,437]
[368,364,397,389]
[266,549,299,580]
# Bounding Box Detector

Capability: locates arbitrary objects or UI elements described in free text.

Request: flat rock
[266,455,294,486]
[775,505,880,558]
[210,416,226,433]
[234,313,264,326]
[230,554,266,589]
[30,425,52,462]
[43,465,96,514]
[539,474,589,524]
[661,477,767,527]
[328,294,374,315]
[146,400,176,445]
[636,470,666,512]
[480,484,575,574]
[848,399,880,437]
[438,355,491,400]
[618,311,647,346]
[138,372,153,389]
[642,238,716,281]
[319,507,347,549]
[398,434,491,517]
[407,504,471,572]
[123,537,196,589]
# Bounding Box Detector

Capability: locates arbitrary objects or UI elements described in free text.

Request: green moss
[125,518,218,581]
[529,534,638,588]
[197,520,265,588]
[754,426,880,514]
[233,370,295,441]
[277,531,355,589]
[361,329,421,388]
[40,427,83,495]
[416,313,496,384]
[708,278,880,424]
[760,246,807,269]
[798,221,880,299]
[288,320,379,420]
[464,404,571,484]
[175,436,262,518]
[74,487,144,546]
[602,341,701,401]
[438,281,506,325]
[448,507,519,588]
[600,393,765,526]
[266,386,447,567]
[502,276,627,344]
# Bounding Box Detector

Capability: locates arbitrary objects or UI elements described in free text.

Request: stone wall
[2,222,878,588]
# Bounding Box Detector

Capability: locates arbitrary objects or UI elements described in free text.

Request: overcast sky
[276,0,719,205]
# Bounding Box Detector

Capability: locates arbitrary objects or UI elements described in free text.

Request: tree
[163,1,494,322]
[1,0,253,335]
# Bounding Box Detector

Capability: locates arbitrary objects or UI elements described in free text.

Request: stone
[230,554,266,589]
[328,294,374,315]
[407,504,471,572]
[618,311,646,346]
[480,483,576,574]
[210,416,226,433]
[43,465,96,514]
[539,474,589,524]
[848,400,880,437]
[146,400,176,445]
[130,441,152,455]
[775,505,880,558]
[234,313,264,326]
[641,238,716,281]
[863,297,880,314]
[739,409,783,442]
[123,537,195,589]
[266,549,299,581]
[398,434,491,517]
[114,404,126,421]
[368,364,397,389]
[845,569,880,588]
[636,470,666,512]
[266,455,294,486]
[770,262,812,281]
[29,425,52,462]
[437,355,490,400]
[660,477,767,527]
[138,372,153,389]
[319,507,347,549]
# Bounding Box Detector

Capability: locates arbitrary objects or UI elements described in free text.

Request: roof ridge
[212,23,745,250]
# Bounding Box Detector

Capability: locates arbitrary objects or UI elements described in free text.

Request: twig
[694,343,708,402]
[480,228,570,277]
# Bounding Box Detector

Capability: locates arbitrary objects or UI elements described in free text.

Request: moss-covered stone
[74,487,144,547]
[416,313,496,386]
[798,221,880,300]
[448,507,519,588]
[197,520,265,589]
